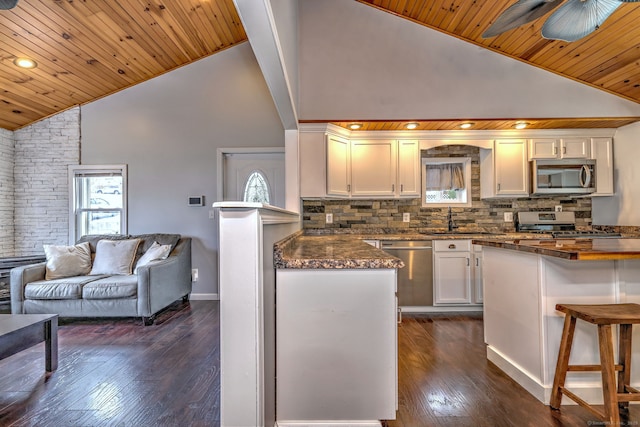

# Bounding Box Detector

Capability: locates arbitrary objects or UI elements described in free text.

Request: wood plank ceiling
[0,0,246,130]
[0,0,638,131]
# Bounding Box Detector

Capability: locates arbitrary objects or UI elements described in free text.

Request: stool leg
[598,324,619,425]
[618,323,633,411]
[550,314,577,409]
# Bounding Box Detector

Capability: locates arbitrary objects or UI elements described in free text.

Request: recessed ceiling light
[460,122,475,129]
[13,57,37,69]
[405,122,419,130]
[348,123,363,130]
[514,121,529,130]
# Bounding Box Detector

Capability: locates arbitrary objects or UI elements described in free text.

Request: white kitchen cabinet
[529,138,590,159]
[397,140,421,197]
[433,240,472,305]
[472,244,483,304]
[480,139,529,198]
[351,139,397,197]
[326,137,420,199]
[590,137,614,196]
[326,134,351,197]
[276,268,397,422]
[299,131,327,198]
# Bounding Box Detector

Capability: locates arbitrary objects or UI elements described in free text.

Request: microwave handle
[580,165,592,188]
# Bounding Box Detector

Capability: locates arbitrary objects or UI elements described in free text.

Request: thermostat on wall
[188,196,204,207]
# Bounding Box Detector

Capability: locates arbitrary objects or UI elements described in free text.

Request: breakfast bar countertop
[474,238,640,260]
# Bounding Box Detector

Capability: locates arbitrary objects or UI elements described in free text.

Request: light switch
[504,212,513,222]
[326,213,333,224]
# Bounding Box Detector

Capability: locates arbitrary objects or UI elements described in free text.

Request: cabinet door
[591,137,614,196]
[397,140,420,197]
[472,245,483,304]
[351,140,397,197]
[326,134,351,197]
[561,138,590,159]
[434,252,471,305]
[494,139,529,196]
[529,138,559,159]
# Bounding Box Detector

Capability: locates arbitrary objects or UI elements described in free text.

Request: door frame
[216,147,285,204]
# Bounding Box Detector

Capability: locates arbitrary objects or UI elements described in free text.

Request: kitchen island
[475,238,640,406]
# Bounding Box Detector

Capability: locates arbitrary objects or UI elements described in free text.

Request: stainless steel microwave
[531,159,596,195]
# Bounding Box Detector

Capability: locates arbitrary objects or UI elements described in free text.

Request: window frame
[421,157,472,208]
[68,164,128,244]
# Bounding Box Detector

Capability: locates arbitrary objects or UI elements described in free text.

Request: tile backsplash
[302,145,592,232]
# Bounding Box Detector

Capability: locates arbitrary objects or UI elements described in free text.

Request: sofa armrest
[136,238,192,316]
[10,262,46,314]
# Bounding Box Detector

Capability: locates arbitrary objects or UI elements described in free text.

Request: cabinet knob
[448,244,456,249]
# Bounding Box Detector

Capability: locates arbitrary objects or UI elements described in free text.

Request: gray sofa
[10,233,192,325]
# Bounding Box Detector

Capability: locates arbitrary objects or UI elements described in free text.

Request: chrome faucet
[447,207,459,232]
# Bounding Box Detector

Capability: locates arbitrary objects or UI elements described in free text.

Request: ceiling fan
[0,0,18,10]
[482,0,639,42]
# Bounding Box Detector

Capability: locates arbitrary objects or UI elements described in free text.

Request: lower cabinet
[433,240,482,306]
[275,268,397,422]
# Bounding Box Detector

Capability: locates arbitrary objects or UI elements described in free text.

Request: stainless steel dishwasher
[380,240,433,307]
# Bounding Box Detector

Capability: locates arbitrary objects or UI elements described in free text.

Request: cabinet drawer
[433,240,471,252]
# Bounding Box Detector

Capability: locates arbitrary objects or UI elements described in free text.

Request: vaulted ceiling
[0,0,638,131]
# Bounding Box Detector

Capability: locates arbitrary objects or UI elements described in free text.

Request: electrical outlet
[504,212,513,222]
[326,213,333,224]
[403,212,410,223]
[209,210,215,219]
[555,205,563,212]
[191,268,198,282]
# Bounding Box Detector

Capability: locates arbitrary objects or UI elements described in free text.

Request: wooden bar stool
[550,303,640,424]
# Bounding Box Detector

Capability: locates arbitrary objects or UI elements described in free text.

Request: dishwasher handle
[381,244,432,250]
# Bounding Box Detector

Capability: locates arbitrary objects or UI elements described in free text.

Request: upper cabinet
[590,137,614,196]
[480,139,529,198]
[529,138,590,159]
[326,137,420,199]
[326,134,351,197]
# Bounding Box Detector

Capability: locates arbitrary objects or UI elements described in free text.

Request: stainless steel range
[516,211,622,238]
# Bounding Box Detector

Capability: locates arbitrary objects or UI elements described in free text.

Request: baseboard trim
[275,421,382,427]
[486,345,605,405]
[189,293,219,301]
[401,306,482,313]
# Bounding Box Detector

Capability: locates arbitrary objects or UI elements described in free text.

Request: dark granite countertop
[474,238,640,260]
[274,230,554,269]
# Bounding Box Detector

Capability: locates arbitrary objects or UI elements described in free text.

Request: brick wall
[303,145,592,232]
[13,107,81,254]
[0,128,14,256]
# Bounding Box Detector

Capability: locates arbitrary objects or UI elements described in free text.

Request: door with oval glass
[222,151,285,208]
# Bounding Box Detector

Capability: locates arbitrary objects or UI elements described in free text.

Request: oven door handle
[579,165,592,188]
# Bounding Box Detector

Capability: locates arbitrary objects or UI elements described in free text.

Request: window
[69,165,127,243]
[243,171,271,204]
[422,157,472,207]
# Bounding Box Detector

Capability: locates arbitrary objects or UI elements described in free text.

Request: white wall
[592,122,640,226]
[80,43,285,297]
[269,0,299,112]
[0,128,14,256]
[14,108,80,255]
[298,0,640,120]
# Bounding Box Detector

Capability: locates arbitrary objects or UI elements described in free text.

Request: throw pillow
[43,242,92,280]
[134,241,172,274]
[90,238,141,275]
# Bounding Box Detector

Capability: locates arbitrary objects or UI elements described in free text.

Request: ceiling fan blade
[542,0,622,41]
[0,0,17,10]
[482,0,563,38]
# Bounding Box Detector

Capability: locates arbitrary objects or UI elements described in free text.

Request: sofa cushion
[134,241,172,274]
[43,242,92,280]
[133,234,180,262]
[25,275,105,300]
[82,275,138,299]
[90,239,141,275]
[77,234,132,253]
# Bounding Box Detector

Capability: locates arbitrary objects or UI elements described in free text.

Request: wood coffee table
[0,314,58,371]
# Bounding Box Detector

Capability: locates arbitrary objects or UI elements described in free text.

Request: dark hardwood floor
[389,314,640,427]
[0,300,220,427]
[1,304,639,426]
